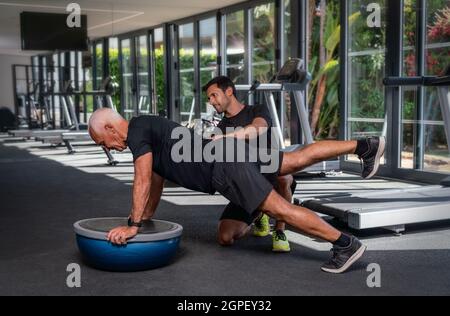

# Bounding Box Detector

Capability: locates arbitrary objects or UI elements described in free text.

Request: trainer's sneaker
[321,236,367,274]
[359,137,386,179]
[253,214,270,237]
[272,230,291,253]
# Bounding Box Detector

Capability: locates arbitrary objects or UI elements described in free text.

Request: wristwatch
[127,217,143,228]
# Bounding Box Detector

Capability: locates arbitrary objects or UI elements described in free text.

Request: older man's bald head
[88,109,129,151]
[89,108,124,138]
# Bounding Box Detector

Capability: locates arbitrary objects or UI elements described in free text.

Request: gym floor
[1,134,450,296]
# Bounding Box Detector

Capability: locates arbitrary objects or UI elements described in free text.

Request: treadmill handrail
[384,75,450,87]
[235,83,306,92]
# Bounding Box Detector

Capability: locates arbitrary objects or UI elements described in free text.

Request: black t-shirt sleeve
[252,104,272,128]
[127,118,153,162]
[216,120,226,134]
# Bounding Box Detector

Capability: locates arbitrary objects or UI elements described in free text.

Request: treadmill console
[275,58,309,84]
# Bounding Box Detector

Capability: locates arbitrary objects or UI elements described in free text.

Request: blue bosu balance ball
[74,218,183,272]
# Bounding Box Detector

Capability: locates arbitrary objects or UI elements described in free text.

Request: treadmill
[9,83,57,138]
[301,68,450,234]
[10,81,83,139]
[235,58,340,174]
[39,77,119,165]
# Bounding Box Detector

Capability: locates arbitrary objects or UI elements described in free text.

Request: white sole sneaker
[321,244,367,274]
[364,137,386,179]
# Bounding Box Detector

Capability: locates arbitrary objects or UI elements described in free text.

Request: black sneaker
[321,236,367,274]
[359,137,386,179]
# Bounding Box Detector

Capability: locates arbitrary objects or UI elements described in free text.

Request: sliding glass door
[342,0,450,182]
[120,38,135,120]
[119,33,152,120]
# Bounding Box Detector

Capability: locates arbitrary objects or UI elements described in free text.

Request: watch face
[128,218,142,227]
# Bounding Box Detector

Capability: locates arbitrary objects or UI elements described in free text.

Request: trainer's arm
[217,117,269,140]
[107,152,153,245]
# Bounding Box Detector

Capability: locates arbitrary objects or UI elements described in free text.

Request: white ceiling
[0,0,246,56]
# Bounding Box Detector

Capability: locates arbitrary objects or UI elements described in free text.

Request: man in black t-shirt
[88,106,385,274]
[205,77,294,253]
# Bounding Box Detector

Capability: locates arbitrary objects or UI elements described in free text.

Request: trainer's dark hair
[202,76,237,97]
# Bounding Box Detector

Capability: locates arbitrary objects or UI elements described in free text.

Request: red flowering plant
[405,6,450,76]
[426,6,450,75]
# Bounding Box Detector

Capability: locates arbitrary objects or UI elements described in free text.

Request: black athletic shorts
[219,170,298,226]
[219,202,261,226]
[212,151,284,219]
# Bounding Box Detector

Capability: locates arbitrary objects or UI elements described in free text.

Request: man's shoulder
[252,104,268,112]
[130,115,169,128]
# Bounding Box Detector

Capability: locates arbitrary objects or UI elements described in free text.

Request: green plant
[108,48,120,112]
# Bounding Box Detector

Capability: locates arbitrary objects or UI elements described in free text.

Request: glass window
[50,54,61,126]
[401,0,419,169]
[179,23,195,124]
[252,2,276,83]
[108,38,120,112]
[308,0,341,140]
[199,17,218,116]
[137,35,151,115]
[400,0,450,173]
[154,28,166,114]
[283,0,292,63]
[226,11,246,84]
[346,0,386,163]
[83,52,94,121]
[121,38,134,120]
[282,0,293,146]
[95,42,104,89]
[424,0,450,173]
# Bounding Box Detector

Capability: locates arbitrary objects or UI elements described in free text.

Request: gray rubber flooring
[1,135,450,296]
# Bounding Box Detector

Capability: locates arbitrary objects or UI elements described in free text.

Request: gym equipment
[74,218,183,272]
[235,58,340,174]
[8,80,78,139]
[38,78,119,165]
[10,65,55,133]
[301,70,450,233]
[0,108,17,132]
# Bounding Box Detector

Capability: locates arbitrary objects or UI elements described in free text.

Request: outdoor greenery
[101,0,449,149]
[403,0,450,152]
[108,48,120,112]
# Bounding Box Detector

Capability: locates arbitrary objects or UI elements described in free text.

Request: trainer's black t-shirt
[126,116,215,194]
[217,104,274,148]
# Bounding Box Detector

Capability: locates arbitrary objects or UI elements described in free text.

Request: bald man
[88,108,385,274]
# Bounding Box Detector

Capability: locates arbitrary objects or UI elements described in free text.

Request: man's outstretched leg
[259,190,366,274]
[280,137,386,179]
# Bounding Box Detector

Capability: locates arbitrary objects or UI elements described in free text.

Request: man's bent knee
[218,233,235,246]
[217,220,250,246]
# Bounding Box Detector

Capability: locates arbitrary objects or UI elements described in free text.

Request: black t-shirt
[217,104,274,148]
[126,116,215,194]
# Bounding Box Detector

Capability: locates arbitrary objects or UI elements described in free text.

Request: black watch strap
[128,217,143,228]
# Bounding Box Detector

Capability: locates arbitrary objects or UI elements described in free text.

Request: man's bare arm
[107,152,153,245]
[130,152,153,223]
[142,172,165,220]
[217,117,269,140]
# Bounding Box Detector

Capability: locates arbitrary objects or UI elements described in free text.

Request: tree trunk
[311,75,327,133]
